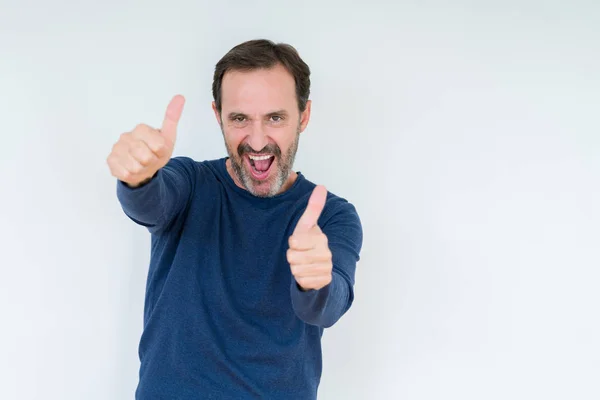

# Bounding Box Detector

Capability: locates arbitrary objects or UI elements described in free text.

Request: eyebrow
[227,109,289,119]
[266,109,289,117]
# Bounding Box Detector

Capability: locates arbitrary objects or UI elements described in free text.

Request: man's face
[213,63,311,197]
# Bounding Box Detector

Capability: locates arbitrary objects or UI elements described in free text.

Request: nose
[246,121,269,151]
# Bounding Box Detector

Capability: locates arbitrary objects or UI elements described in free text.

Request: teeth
[248,154,273,161]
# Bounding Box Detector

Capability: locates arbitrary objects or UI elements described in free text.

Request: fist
[107,95,185,187]
[287,185,333,291]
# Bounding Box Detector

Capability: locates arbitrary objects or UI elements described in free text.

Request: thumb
[160,94,186,145]
[294,185,328,234]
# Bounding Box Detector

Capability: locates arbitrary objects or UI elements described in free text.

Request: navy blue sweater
[116,156,363,399]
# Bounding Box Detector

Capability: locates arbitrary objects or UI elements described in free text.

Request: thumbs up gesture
[287,185,333,291]
[107,95,185,187]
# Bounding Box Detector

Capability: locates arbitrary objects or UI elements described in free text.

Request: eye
[234,116,246,122]
[270,115,283,122]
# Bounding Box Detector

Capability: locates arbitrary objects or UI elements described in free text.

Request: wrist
[126,171,158,188]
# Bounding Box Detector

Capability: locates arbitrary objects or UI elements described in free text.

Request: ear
[299,100,312,133]
[212,101,222,125]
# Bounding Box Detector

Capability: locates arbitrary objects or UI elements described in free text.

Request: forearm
[116,169,167,228]
[290,271,353,328]
[115,156,195,232]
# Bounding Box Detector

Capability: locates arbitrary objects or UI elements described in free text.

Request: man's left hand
[287,185,333,291]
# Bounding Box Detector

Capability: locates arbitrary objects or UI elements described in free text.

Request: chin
[241,164,286,198]
[243,174,281,198]
[226,144,294,198]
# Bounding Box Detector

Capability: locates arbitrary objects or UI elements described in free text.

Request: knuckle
[121,169,132,180]
[132,137,146,149]
[288,251,301,265]
[140,151,154,165]
[130,162,143,174]
[107,152,122,167]
[107,158,119,172]
[119,132,132,144]
[112,142,123,154]
[134,123,149,132]
[323,250,332,262]
[155,136,168,151]
[132,143,152,164]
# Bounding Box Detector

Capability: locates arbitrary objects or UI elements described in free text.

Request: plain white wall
[1,1,599,399]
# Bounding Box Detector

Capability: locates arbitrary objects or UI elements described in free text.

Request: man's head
[212,39,312,197]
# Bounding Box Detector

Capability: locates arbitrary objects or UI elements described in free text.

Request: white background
[1,1,599,399]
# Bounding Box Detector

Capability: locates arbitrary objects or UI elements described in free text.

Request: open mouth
[245,154,275,181]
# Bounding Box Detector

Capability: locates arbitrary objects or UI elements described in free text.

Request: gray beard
[222,125,300,198]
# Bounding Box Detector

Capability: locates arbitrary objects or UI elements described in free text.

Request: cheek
[223,130,245,151]
[267,130,296,153]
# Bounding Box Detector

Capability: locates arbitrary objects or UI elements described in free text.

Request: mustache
[237,142,282,158]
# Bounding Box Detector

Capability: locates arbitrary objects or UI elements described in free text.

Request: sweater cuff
[116,170,160,193]
[289,278,332,324]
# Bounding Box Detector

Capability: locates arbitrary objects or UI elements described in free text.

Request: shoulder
[322,190,361,228]
[164,155,197,172]
[300,176,361,227]
[320,188,364,261]
[165,156,225,184]
[166,155,219,171]
[300,176,363,249]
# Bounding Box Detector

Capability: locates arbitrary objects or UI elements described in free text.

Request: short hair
[212,39,311,114]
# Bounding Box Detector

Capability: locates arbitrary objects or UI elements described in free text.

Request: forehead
[220,64,297,113]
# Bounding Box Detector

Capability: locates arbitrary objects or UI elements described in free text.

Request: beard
[222,125,300,198]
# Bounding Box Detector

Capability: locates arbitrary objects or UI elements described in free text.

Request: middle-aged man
[107,38,364,399]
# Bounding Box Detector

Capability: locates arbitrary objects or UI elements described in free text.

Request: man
[107,39,363,399]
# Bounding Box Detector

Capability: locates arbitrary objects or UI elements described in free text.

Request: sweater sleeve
[116,156,195,233]
[290,199,363,328]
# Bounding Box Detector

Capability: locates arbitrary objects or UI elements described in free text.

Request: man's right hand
[107,95,186,187]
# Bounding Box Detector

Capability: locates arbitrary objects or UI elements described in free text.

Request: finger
[290,263,331,278]
[287,247,332,266]
[131,128,169,158]
[294,185,327,234]
[123,152,145,175]
[288,231,322,251]
[287,248,310,265]
[110,152,144,184]
[160,94,186,144]
[129,140,159,167]
[108,152,131,181]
